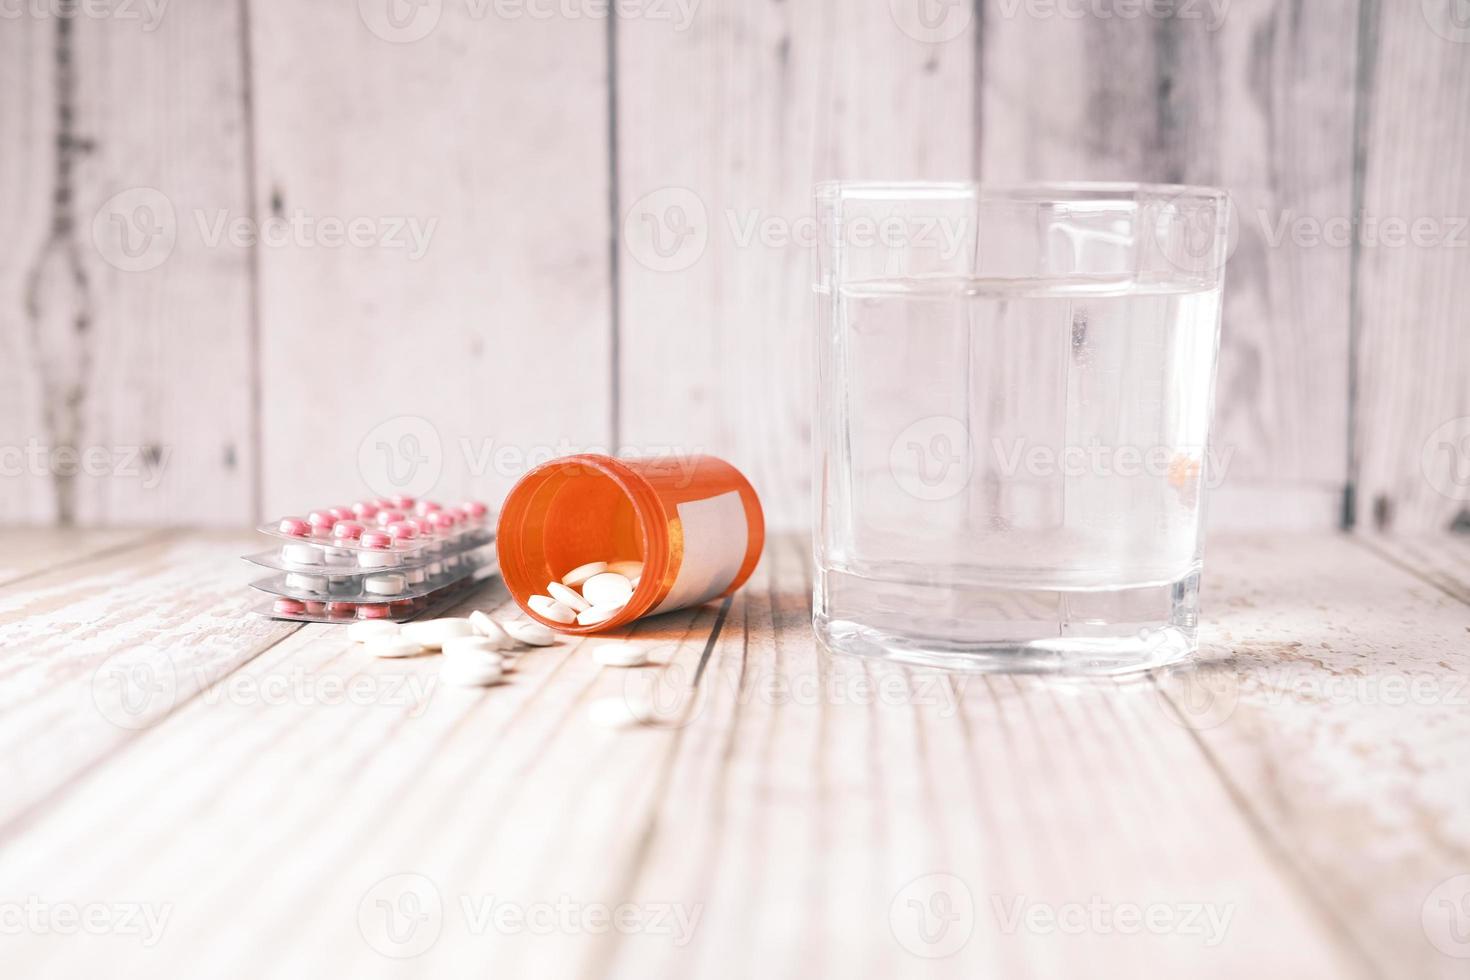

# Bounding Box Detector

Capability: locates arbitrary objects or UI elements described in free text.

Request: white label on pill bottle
[651,490,749,615]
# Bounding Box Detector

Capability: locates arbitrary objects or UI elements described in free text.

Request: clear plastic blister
[243,497,497,621]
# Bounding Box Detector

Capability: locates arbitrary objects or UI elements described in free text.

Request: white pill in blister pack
[285,572,329,594]
[364,573,407,596]
[281,543,322,566]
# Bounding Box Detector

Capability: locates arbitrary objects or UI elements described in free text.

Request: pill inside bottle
[497,454,764,634]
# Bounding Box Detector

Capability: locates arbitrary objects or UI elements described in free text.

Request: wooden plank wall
[1,0,1467,532]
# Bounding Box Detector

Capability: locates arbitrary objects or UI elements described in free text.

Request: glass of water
[812,181,1231,674]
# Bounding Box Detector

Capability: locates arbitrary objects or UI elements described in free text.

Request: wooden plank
[1352,1,1470,532]
[0,526,161,586]
[614,1,977,531]
[1358,533,1470,607]
[0,5,256,524]
[0,551,726,977]
[0,530,299,829]
[4,531,1461,976]
[1156,534,1470,978]
[978,2,1357,528]
[248,6,613,517]
[602,537,1365,978]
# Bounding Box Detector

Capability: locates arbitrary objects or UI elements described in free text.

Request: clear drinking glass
[812,181,1231,674]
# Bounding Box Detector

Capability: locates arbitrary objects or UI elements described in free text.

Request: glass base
[814,570,1200,676]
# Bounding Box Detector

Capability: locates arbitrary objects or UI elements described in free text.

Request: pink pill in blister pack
[375,509,407,526]
[358,530,398,569]
[352,500,379,520]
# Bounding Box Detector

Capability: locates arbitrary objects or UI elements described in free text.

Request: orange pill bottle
[497,454,765,633]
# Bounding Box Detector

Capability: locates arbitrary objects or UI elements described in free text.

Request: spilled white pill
[588,695,656,729]
[594,643,650,667]
[468,611,514,649]
[576,604,624,627]
[367,636,426,659]
[505,619,557,646]
[606,560,644,579]
[347,620,401,642]
[547,582,591,613]
[402,618,476,649]
[439,653,504,687]
[442,636,506,661]
[364,573,407,596]
[529,595,576,624]
[582,572,633,609]
[560,561,608,588]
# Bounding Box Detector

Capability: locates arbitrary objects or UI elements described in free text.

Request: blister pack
[245,496,497,622]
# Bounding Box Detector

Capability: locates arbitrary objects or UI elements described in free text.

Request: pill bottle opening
[497,455,663,632]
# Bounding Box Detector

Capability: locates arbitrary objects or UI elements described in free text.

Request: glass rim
[814,179,1228,205]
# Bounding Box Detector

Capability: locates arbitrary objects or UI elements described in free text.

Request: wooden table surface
[1,529,1468,978]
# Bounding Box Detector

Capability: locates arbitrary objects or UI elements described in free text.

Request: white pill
[347,620,401,642]
[505,619,557,647]
[547,582,591,612]
[441,636,506,661]
[323,549,355,567]
[357,551,398,569]
[364,573,407,596]
[582,572,633,609]
[594,643,650,667]
[606,560,644,579]
[285,572,328,594]
[528,594,576,624]
[367,636,426,659]
[406,567,427,585]
[587,695,656,729]
[281,543,322,566]
[401,618,476,649]
[468,611,515,649]
[560,561,608,588]
[439,654,504,687]
[576,603,624,627]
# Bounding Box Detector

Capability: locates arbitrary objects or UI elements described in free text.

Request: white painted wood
[1353,1,1470,532]
[614,0,976,531]
[0,8,256,525]
[10,531,1468,975]
[1158,533,1470,979]
[248,5,613,519]
[980,2,1358,530]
